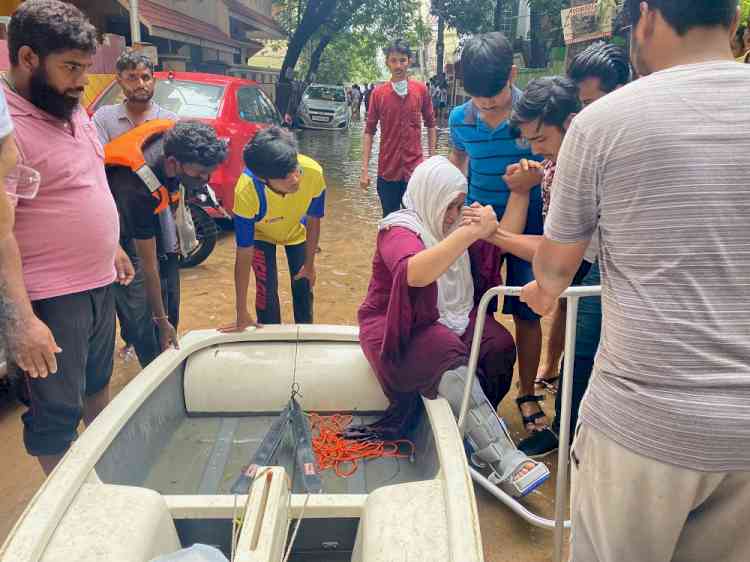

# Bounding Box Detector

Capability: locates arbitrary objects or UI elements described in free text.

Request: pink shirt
[5,85,119,301]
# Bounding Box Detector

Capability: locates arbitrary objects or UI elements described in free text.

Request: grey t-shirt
[93,101,177,145]
[546,61,750,472]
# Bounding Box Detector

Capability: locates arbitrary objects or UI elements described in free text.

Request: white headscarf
[379,155,474,336]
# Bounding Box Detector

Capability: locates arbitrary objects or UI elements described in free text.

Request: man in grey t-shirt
[94,50,178,367]
[521,1,750,560]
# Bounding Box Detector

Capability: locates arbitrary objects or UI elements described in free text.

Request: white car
[296,84,351,130]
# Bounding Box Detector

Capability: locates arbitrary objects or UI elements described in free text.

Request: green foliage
[742,0,750,25]
[431,0,567,46]
[299,32,384,84]
[431,0,496,36]
[277,0,423,83]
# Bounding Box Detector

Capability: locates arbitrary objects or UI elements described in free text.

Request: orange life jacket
[104,119,178,214]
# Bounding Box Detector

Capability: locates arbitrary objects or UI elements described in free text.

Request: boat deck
[119,413,437,496]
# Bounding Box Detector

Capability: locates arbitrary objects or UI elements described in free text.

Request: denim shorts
[496,196,544,320]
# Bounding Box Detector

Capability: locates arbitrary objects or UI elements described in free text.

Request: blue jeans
[552,261,601,437]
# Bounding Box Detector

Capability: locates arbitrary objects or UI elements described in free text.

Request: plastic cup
[5,165,41,200]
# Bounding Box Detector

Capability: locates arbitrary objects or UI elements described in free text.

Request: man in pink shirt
[3,0,133,474]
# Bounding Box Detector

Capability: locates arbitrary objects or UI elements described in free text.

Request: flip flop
[534,375,560,394]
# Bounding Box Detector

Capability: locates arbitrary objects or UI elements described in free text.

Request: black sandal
[515,394,548,433]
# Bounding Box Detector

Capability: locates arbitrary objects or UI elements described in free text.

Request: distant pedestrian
[350,84,361,117]
[360,40,436,217]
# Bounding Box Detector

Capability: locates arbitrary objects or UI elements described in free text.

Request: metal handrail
[458,285,602,562]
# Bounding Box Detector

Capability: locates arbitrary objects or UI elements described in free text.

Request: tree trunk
[528,4,547,68]
[436,15,445,78]
[494,0,505,32]
[306,32,334,83]
[276,0,338,113]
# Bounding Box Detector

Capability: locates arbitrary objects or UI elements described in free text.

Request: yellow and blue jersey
[233,154,326,247]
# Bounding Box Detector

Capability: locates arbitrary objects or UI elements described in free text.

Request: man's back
[548,61,750,470]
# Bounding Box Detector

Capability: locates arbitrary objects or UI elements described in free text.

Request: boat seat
[352,480,450,562]
[184,340,389,414]
[41,484,181,562]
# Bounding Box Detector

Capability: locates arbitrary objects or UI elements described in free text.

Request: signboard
[561,2,614,46]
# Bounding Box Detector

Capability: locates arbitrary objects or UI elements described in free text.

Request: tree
[431,0,496,36]
[526,0,567,67]
[277,0,338,84]
[493,0,505,32]
[304,0,422,81]
[303,32,384,84]
[435,15,445,78]
[274,0,338,113]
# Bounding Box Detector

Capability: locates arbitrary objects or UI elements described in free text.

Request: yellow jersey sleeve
[298,154,326,199]
[233,173,260,220]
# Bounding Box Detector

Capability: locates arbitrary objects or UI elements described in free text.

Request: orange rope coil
[307,413,416,478]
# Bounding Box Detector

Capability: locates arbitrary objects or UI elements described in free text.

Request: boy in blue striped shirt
[449,32,547,434]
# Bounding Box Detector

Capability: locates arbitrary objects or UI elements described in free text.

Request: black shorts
[20,284,115,456]
[376,177,408,218]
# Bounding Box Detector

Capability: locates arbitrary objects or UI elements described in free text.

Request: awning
[224,0,286,40]
[117,0,245,54]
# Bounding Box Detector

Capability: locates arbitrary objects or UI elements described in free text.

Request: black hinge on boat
[230,402,293,494]
[230,397,323,495]
[289,396,323,494]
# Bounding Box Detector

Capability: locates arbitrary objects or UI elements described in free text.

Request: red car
[89,71,282,218]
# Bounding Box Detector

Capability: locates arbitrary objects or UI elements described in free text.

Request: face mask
[179,173,207,193]
[392,80,408,97]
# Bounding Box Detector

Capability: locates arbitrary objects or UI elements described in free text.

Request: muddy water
[0,116,568,561]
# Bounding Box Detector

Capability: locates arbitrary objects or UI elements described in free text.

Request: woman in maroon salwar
[358,156,549,497]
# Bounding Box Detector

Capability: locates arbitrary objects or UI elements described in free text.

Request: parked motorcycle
[180,184,229,269]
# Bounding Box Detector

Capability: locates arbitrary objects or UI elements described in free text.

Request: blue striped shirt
[449,89,542,212]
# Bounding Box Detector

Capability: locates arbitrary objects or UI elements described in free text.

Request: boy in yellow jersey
[221,127,325,329]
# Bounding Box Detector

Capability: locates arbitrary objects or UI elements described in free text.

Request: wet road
[0,116,568,561]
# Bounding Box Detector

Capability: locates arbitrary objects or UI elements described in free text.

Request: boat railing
[458,284,602,562]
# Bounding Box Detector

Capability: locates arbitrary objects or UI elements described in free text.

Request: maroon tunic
[358,227,516,413]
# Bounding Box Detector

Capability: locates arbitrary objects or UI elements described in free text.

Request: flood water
[294,116,455,226]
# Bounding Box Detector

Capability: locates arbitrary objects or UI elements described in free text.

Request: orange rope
[307,413,416,478]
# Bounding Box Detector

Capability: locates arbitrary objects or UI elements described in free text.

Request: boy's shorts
[496,196,544,321]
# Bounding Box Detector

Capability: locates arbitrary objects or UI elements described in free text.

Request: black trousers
[112,253,180,367]
[252,240,312,324]
[376,177,408,218]
[21,285,115,456]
